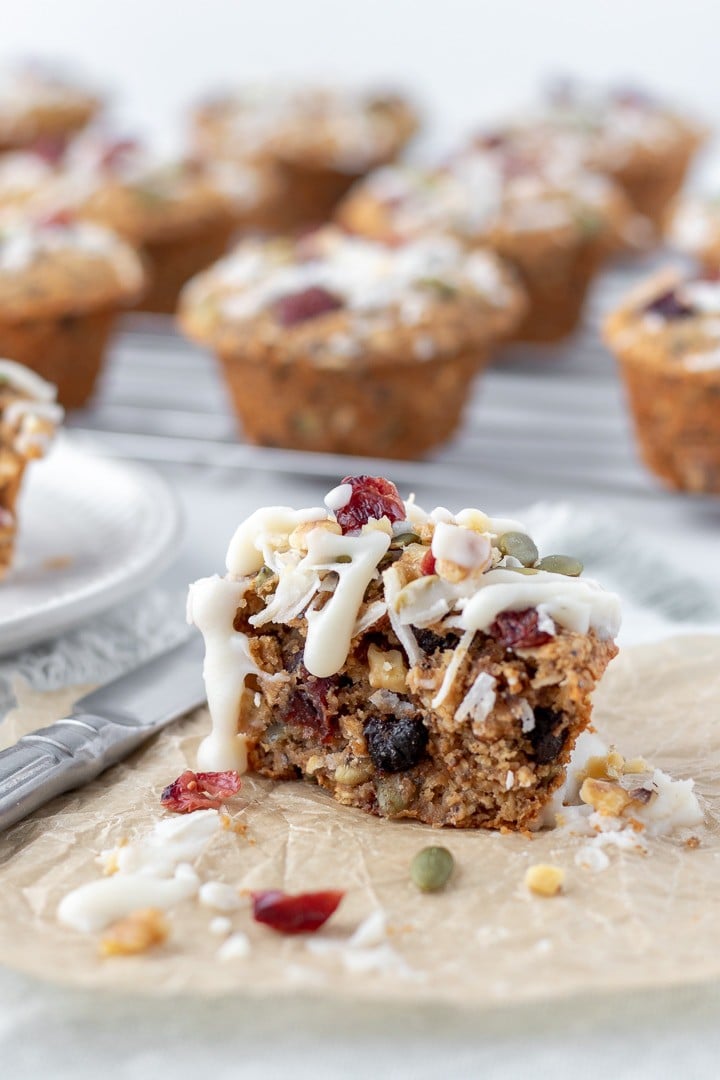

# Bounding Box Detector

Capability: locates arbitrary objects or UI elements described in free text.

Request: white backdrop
[2,0,720,156]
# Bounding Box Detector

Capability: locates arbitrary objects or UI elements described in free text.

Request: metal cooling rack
[64,259,716,510]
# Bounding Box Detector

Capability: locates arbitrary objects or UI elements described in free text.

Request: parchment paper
[0,636,719,1011]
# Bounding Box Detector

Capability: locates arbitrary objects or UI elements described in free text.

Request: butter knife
[0,634,206,833]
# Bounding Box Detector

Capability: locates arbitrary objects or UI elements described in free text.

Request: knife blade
[0,634,207,833]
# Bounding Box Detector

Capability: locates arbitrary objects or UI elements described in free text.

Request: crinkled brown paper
[0,636,719,1009]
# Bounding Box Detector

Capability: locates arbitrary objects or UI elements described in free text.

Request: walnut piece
[368,643,407,693]
[99,908,169,957]
[580,777,632,816]
[525,864,565,897]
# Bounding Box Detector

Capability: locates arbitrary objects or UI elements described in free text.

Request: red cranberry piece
[251,889,344,934]
[28,135,67,165]
[420,549,436,576]
[474,131,507,151]
[490,609,553,650]
[98,137,141,172]
[334,475,405,533]
[273,285,344,327]
[644,290,694,320]
[36,207,75,229]
[160,769,241,813]
[285,670,338,744]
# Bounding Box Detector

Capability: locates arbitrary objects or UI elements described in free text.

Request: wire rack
[64,259,712,507]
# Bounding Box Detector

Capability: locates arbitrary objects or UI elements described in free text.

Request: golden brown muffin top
[0,215,145,320]
[0,65,99,148]
[337,143,635,254]
[191,85,418,174]
[179,225,525,365]
[604,268,720,374]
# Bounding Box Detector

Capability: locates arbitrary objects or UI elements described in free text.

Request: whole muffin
[190,85,418,230]
[604,269,720,492]
[0,358,63,576]
[503,81,706,230]
[179,226,525,458]
[19,135,270,314]
[337,145,632,342]
[668,194,720,273]
[0,214,144,407]
[0,64,100,154]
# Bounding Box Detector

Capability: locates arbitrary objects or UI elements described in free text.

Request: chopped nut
[361,515,394,537]
[525,864,565,897]
[99,908,168,957]
[368,643,407,693]
[305,754,324,775]
[686,836,701,849]
[288,518,341,552]
[515,765,535,789]
[580,777,632,816]
[435,557,470,583]
[623,756,650,775]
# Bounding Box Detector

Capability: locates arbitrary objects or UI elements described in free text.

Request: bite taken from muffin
[179,225,525,458]
[188,475,620,829]
[0,358,63,576]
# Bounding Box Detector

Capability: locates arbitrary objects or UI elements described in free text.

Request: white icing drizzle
[0,358,56,401]
[226,506,328,576]
[57,811,220,932]
[187,575,261,772]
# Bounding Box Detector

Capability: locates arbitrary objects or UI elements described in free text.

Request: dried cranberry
[474,131,507,151]
[98,137,141,172]
[364,714,429,773]
[251,889,344,934]
[419,549,436,575]
[613,86,652,108]
[528,708,566,764]
[160,769,241,813]
[334,475,405,534]
[28,135,67,164]
[285,674,337,743]
[273,286,344,327]
[490,609,553,650]
[643,290,694,320]
[36,207,75,229]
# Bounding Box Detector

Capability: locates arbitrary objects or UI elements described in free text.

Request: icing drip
[57,810,220,932]
[187,575,261,772]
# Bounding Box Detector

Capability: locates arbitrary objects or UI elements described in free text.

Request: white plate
[0,438,181,656]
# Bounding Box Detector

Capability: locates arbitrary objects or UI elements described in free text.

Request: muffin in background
[0,359,63,577]
[13,134,273,314]
[190,85,419,230]
[604,269,720,493]
[500,80,706,230]
[337,144,633,343]
[179,226,525,458]
[0,63,100,154]
[0,213,144,407]
[668,195,720,273]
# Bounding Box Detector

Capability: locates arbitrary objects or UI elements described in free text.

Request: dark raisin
[643,290,694,320]
[413,627,459,654]
[490,609,553,649]
[364,715,429,773]
[284,670,338,743]
[528,707,566,764]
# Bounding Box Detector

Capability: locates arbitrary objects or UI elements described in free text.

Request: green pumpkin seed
[416,277,458,299]
[498,531,539,567]
[391,531,421,548]
[410,846,454,892]
[335,554,353,564]
[254,565,275,587]
[537,554,583,577]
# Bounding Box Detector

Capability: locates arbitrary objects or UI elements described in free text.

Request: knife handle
[0,713,152,833]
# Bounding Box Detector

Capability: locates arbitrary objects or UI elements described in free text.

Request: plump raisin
[529,707,566,764]
[413,627,459,654]
[643,289,694,320]
[490,609,553,649]
[364,714,429,772]
[334,475,405,533]
[273,286,343,327]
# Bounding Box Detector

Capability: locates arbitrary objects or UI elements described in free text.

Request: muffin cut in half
[337,145,632,343]
[188,475,620,829]
[179,225,525,458]
[0,358,63,576]
[190,84,418,231]
[604,269,720,493]
[0,214,144,407]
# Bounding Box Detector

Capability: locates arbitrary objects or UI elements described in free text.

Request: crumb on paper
[209,916,233,937]
[99,908,168,957]
[218,932,251,960]
[525,864,565,897]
